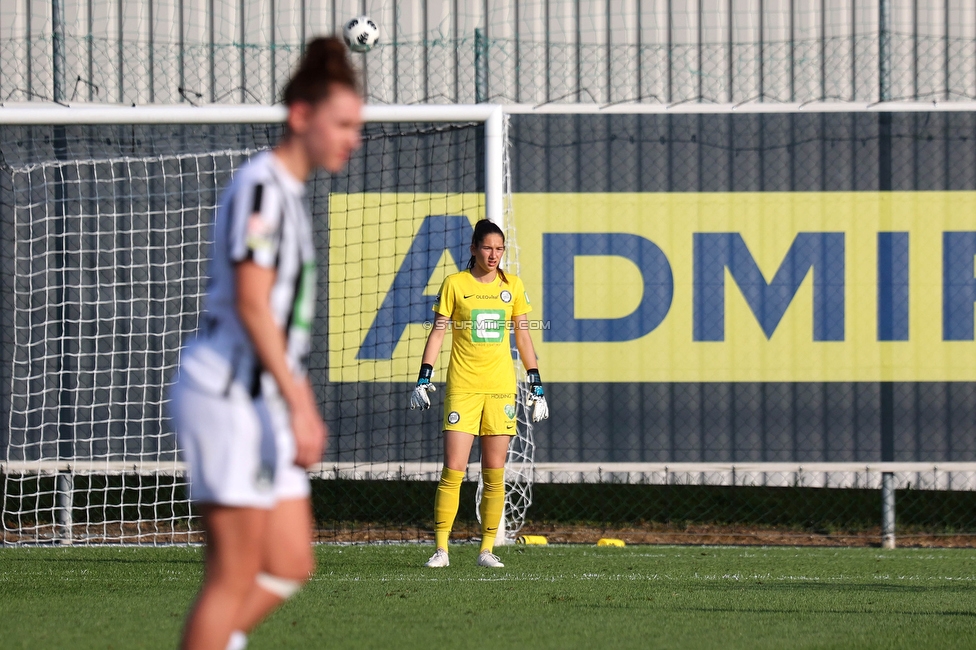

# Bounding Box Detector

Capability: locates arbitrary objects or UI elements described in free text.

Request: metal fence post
[475,28,488,103]
[52,0,66,102]
[881,472,895,549]
[879,0,896,550]
[57,472,73,544]
[879,0,891,104]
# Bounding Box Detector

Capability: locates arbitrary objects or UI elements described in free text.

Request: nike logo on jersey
[463,293,497,299]
[463,294,474,299]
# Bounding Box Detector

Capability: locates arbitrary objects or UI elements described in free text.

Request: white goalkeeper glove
[525,369,549,422]
[410,364,437,410]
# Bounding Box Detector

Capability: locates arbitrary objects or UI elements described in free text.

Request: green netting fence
[2,0,975,106]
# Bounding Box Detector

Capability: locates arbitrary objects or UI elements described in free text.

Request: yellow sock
[434,467,464,551]
[479,468,505,553]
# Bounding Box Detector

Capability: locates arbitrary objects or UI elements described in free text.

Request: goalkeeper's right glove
[525,369,549,422]
[409,364,437,410]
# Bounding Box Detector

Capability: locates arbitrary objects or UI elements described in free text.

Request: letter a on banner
[358,215,472,359]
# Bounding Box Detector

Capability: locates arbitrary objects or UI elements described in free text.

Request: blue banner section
[943,231,976,342]
[877,232,910,342]
[543,233,674,342]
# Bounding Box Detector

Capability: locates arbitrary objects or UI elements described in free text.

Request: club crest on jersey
[447,411,460,425]
[500,290,512,303]
[246,214,274,250]
[504,404,516,419]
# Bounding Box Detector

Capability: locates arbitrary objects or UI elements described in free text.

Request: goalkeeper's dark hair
[282,36,359,106]
[467,219,508,284]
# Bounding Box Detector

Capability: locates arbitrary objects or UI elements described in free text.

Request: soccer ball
[344,16,379,53]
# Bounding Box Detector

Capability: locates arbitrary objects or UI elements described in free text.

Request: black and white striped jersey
[180,151,317,398]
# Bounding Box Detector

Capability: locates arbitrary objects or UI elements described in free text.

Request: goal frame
[0,103,520,544]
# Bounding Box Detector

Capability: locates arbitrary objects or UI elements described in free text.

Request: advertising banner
[330,191,976,383]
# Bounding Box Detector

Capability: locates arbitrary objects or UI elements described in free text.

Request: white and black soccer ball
[344,16,379,53]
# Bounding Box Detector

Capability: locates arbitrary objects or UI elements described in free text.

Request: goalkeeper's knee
[256,572,303,600]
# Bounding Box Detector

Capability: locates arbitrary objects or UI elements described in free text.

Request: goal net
[0,105,534,545]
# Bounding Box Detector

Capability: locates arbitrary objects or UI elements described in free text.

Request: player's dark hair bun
[282,36,359,105]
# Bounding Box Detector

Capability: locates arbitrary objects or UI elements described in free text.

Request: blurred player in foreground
[411,218,550,568]
[170,37,362,650]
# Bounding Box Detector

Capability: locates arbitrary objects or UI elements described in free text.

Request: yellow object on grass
[597,538,625,547]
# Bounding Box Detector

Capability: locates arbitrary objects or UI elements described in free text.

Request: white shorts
[169,374,311,508]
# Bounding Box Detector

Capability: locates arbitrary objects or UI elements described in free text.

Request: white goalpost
[0,103,537,545]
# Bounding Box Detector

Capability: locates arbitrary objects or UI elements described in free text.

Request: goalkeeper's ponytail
[467,219,508,284]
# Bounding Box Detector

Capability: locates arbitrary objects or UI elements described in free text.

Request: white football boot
[425,548,450,567]
[476,550,504,568]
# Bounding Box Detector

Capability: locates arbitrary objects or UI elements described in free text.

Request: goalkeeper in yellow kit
[410,218,549,568]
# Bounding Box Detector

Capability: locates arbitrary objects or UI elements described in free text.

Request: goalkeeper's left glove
[525,369,549,422]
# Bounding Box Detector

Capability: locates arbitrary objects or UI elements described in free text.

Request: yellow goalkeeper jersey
[433,269,532,394]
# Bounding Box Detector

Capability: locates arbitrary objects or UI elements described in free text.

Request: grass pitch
[1,544,975,649]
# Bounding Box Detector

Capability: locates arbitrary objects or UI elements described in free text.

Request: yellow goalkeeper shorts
[442,392,517,436]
